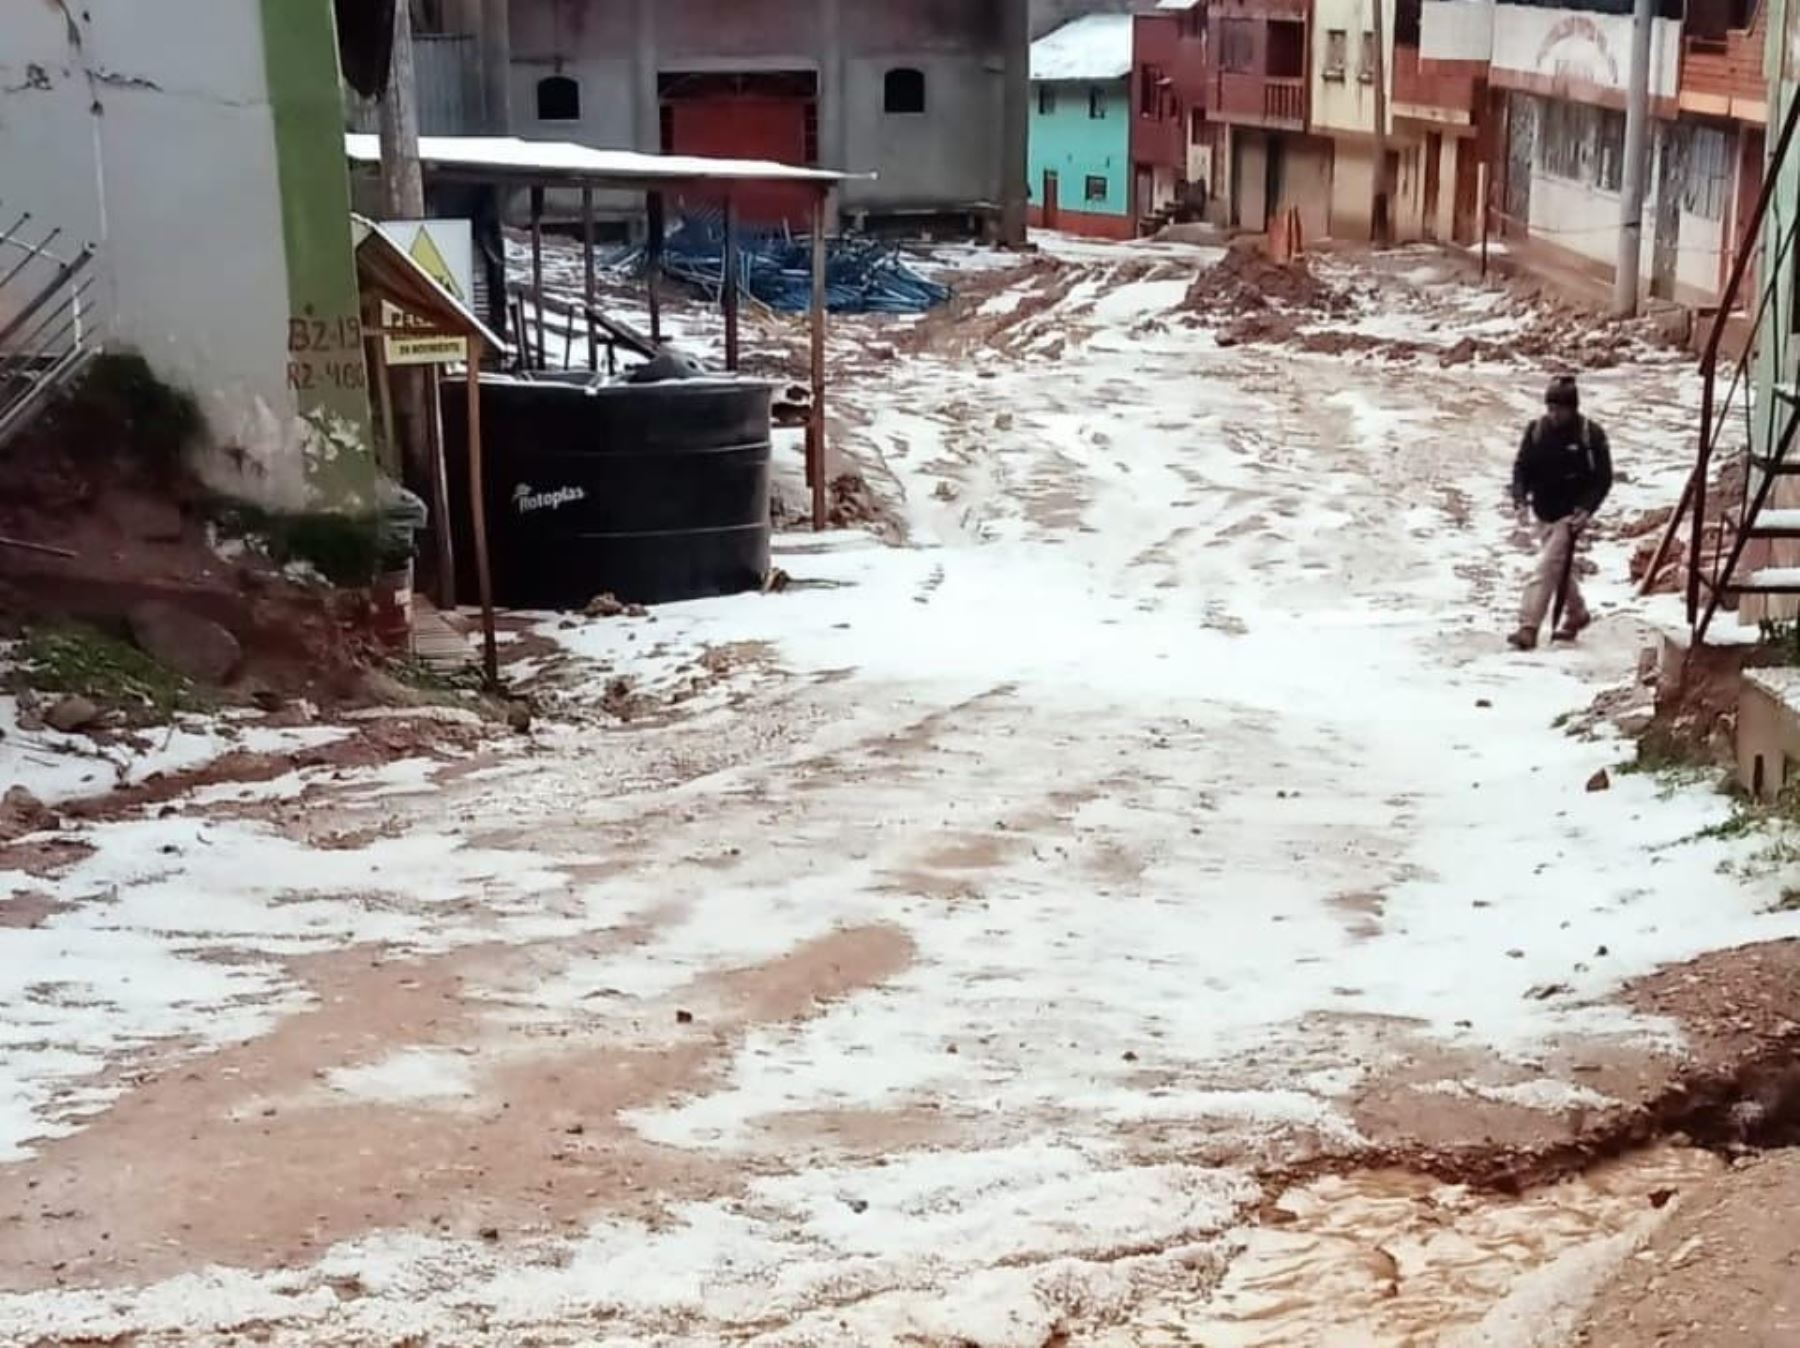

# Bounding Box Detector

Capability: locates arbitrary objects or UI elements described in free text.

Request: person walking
[1509,375,1613,651]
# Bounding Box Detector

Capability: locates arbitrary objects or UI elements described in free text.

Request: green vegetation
[1753,618,1800,668]
[54,354,205,477]
[14,624,207,719]
[210,505,383,587]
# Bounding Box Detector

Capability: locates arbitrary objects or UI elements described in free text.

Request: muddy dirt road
[3,242,1796,1345]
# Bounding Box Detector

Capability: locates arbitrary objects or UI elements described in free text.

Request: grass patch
[13,624,208,720]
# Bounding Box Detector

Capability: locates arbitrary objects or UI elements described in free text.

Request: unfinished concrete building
[409,1,1028,232]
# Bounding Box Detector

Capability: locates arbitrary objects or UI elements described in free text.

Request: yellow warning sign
[379,219,473,366]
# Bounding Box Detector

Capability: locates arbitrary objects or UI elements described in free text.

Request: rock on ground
[128,601,243,685]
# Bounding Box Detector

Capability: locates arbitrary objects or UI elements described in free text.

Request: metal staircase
[0,207,101,453]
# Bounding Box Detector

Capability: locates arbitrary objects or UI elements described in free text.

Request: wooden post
[529,185,546,371]
[1478,161,1491,280]
[425,370,456,609]
[647,191,666,346]
[582,186,598,372]
[723,194,740,373]
[810,191,828,533]
[466,360,499,688]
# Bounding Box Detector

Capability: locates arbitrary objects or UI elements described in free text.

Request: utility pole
[479,0,513,134]
[1369,0,1391,243]
[1614,0,1655,316]
[1000,0,1031,247]
[378,0,434,545]
[379,0,425,218]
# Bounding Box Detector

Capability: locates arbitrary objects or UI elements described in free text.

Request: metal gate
[1504,93,1536,235]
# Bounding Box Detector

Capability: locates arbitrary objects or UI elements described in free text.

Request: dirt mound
[1,357,400,715]
[1184,238,1350,317]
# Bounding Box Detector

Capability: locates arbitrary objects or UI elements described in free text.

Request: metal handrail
[1683,83,1800,627]
[0,204,103,453]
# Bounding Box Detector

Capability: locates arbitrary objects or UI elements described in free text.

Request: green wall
[1028,80,1133,217]
[261,0,378,515]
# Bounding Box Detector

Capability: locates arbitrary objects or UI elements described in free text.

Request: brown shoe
[1507,628,1538,651]
[1552,614,1592,643]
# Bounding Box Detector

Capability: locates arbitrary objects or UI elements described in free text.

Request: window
[1358,30,1377,83]
[1085,174,1109,203]
[1089,86,1107,118]
[1324,28,1348,80]
[1539,99,1589,180]
[1685,124,1732,219]
[1038,84,1056,115]
[536,74,581,122]
[1140,64,1164,117]
[884,67,926,115]
[1190,106,1205,144]
[1595,108,1626,191]
[1220,18,1255,73]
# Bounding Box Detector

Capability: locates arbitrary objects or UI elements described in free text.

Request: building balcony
[1679,0,1768,122]
[1208,72,1308,129]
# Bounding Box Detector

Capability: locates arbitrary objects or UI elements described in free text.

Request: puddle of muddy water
[1104,1146,1723,1347]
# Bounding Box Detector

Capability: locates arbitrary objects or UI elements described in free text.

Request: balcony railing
[1211,72,1308,127]
[1264,77,1305,123]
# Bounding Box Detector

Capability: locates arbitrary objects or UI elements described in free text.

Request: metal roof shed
[346,134,869,535]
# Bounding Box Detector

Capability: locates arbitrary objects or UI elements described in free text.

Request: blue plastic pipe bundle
[608,213,952,316]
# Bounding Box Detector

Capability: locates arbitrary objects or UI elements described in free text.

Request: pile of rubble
[1183,238,1351,321]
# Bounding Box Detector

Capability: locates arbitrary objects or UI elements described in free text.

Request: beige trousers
[1519,518,1589,634]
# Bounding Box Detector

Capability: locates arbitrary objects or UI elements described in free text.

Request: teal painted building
[1028,14,1135,236]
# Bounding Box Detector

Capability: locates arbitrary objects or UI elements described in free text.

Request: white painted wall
[1420,0,1494,62]
[1312,0,1394,135]
[0,2,351,511]
[1490,4,1681,102]
[1677,207,1726,298]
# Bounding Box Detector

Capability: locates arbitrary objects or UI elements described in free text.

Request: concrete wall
[1490,4,1682,107]
[506,0,1007,214]
[0,0,374,513]
[1029,80,1134,218]
[1312,0,1394,135]
[1420,0,1494,62]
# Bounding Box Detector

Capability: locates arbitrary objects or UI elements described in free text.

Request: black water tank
[441,374,773,609]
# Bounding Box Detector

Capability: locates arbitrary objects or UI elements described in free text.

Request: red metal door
[665,97,814,227]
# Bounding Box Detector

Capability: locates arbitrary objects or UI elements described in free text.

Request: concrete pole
[1614,0,1656,316]
[1369,0,1391,244]
[1000,0,1031,246]
[379,0,426,219]
[479,0,513,133]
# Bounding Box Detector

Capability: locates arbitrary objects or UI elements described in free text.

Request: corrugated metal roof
[344,134,862,188]
[1030,14,1136,83]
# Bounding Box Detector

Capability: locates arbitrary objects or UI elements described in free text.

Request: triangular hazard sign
[409,227,463,300]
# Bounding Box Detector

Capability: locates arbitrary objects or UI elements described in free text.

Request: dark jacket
[1512,415,1612,524]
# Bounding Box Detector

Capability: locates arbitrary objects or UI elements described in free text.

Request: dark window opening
[1190,107,1205,145]
[1268,21,1307,78]
[537,74,581,122]
[1089,86,1108,118]
[1085,174,1108,203]
[884,67,926,114]
[1038,84,1057,115]
[1394,0,1422,48]
[1140,64,1164,117]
